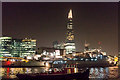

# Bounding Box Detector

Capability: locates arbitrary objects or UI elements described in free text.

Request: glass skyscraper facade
[0,37,36,57]
[65,9,76,54]
[21,38,36,57]
[0,37,12,57]
[11,39,22,57]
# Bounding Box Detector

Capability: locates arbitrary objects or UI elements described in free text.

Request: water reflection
[1,67,45,79]
[108,66,119,78]
[89,66,118,79]
[0,66,119,79]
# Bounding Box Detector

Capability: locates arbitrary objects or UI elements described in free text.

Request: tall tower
[65,9,76,54]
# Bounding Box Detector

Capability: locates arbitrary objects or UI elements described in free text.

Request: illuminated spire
[68,9,72,19]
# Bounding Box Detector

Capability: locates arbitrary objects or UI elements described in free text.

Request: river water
[0,66,119,80]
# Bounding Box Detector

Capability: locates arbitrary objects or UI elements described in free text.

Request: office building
[0,37,36,57]
[21,38,36,57]
[0,37,12,57]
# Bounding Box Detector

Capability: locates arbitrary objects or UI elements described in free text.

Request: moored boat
[16,68,89,80]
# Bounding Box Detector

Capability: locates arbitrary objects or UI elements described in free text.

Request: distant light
[73,54,76,56]
[109,60,112,63]
[55,56,62,58]
[74,68,78,73]
[81,58,83,60]
[73,58,77,60]
[68,9,72,19]
[10,59,15,62]
[43,57,50,60]
[55,50,60,55]
[49,69,52,72]
[91,59,93,61]
[86,59,88,61]
[45,62,49,67]
[95,59,97,61]
[27,56,32,59]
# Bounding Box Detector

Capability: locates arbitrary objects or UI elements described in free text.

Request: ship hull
[17,69,89,80]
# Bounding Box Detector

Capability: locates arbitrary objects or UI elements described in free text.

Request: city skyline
[2,2,118,56]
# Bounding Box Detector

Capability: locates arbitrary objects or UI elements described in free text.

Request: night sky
[2,2,118,56]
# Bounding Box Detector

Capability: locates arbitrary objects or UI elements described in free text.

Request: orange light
[114,57,118,62]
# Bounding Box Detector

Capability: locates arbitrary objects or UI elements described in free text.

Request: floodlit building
[0,37,36,57]
[21,38,36,57]
[37,47,66,59]
[65,9,76,54]
[11,39,22,57]
[0,37,12,57]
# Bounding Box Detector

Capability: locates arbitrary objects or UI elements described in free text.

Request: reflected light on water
[0,66,119,79]
[108,66,119,78]
[89,66,119,79]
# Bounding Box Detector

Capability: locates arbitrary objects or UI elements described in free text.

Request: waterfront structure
[0,37,36,57]
[11,39,22,57]
[38,47,65,56]
[0,37,12,57]
[65,9,76,54]
[21,38,36,57]
[37,47,65,60]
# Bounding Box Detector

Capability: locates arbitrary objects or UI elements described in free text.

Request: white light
[10,59,15,62]
[68,9,72,19]
[55,56,62,58]
[36,55,41,57]
[27,56,32,59]
[49,69,52,71]
[91,59,93,61]
[109,61,112,63]
[55,50,60,55]
[74,68,78,73]
[34,56,38,60]
[81,58,83,60]
[73,54,76,56]
[50,53,54,57]
[45,62,49,67]
[86,59,88,61]
[43,50,46,55]
[95,59,97,61]
[65,46,75,49]
[43,57,50,60]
